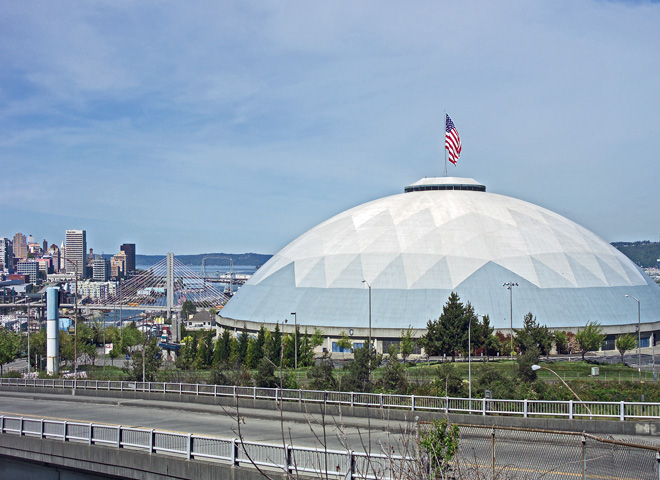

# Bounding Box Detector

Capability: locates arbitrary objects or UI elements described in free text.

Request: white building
[65,230,87,279]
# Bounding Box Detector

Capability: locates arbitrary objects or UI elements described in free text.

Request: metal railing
[2,378,660,421]
[0,414,412,479]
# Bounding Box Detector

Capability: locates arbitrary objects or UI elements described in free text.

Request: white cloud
[1,0,659,253]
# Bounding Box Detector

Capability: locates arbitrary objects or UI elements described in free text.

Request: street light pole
[625,294,641,380]
[469,315,474,410]
[503,282,519,359]
[362,280,372,352]
[291,312,297,370]
[532,364,592,416]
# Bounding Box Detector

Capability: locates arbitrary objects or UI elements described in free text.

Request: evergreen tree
[237,327,249,364]
[517,346,540,382]
[340,346,380,392]
[299,328,313,367]
[266,323,282,366]
[250,325,267,368]
[282,333,294,368]
[195,330,214,369]
[307,352,337,390]
[477,315,500,359]
[176,335,196,370]
[255,357,278,388]
[213,329,231,366]
[516,312,553,356]
[554,331,569,354]
[246,337,256,369]
[420,292,468,361]
[379,345,408,393]
[229,335,240,366]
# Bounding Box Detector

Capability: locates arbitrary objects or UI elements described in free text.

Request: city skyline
[2,2,660,255]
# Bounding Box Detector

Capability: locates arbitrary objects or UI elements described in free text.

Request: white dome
[222,178,660,329]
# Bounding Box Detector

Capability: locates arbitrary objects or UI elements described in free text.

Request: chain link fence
[418,422,660,479]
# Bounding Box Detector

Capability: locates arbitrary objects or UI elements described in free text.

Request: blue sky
[1,1,659,255]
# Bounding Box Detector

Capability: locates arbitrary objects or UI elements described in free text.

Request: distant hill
[103,253,272,267]
[100,243,659,269]
[612,241,660,268]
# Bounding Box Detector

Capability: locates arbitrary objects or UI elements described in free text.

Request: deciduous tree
[399,327,416,363]
[575,321,605,361]
[0,327,20,374]
[616,333,637,364]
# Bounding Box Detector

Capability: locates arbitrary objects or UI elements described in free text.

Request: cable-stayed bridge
[104,253,230,314]
[2,253,231,316]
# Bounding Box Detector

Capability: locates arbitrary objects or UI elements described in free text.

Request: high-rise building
[120,243,136,274]
[111,251,127,278]
[42,239,48,252]
[59,241,66,272]
[16,260,39,283]
[0,238,13,271]
[65,229,87,279]
[48,244,61,273]
[13,233,27,260]
[92,256,110,281]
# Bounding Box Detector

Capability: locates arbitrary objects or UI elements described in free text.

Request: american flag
[445,114,462,165]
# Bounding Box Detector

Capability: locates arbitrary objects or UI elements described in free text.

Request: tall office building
[0,238,13,271]
[48,244,61,273]
[92,256,110,281]
[13,232,27,260]
[111,251,127,278]
[120,243,136,274]
[65,229,87,279]
[17,260,39,283]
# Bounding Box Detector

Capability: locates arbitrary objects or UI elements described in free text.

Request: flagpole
[444,111,448,177]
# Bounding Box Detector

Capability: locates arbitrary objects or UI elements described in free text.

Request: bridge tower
[166,252,174,318]
[166,252,180,342]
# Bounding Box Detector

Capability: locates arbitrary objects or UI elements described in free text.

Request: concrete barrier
[0,433,289,480]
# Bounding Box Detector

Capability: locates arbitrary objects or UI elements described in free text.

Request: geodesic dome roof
[221,177,660,329]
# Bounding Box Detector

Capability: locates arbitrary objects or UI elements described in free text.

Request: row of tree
[419,292,613,361]
[176,323,325,372]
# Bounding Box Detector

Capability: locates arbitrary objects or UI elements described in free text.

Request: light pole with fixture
[503,282,518,359]
[625,294,641,380]
[291,312,297,370]
[361,280,372,352]
[532,364,592,416]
